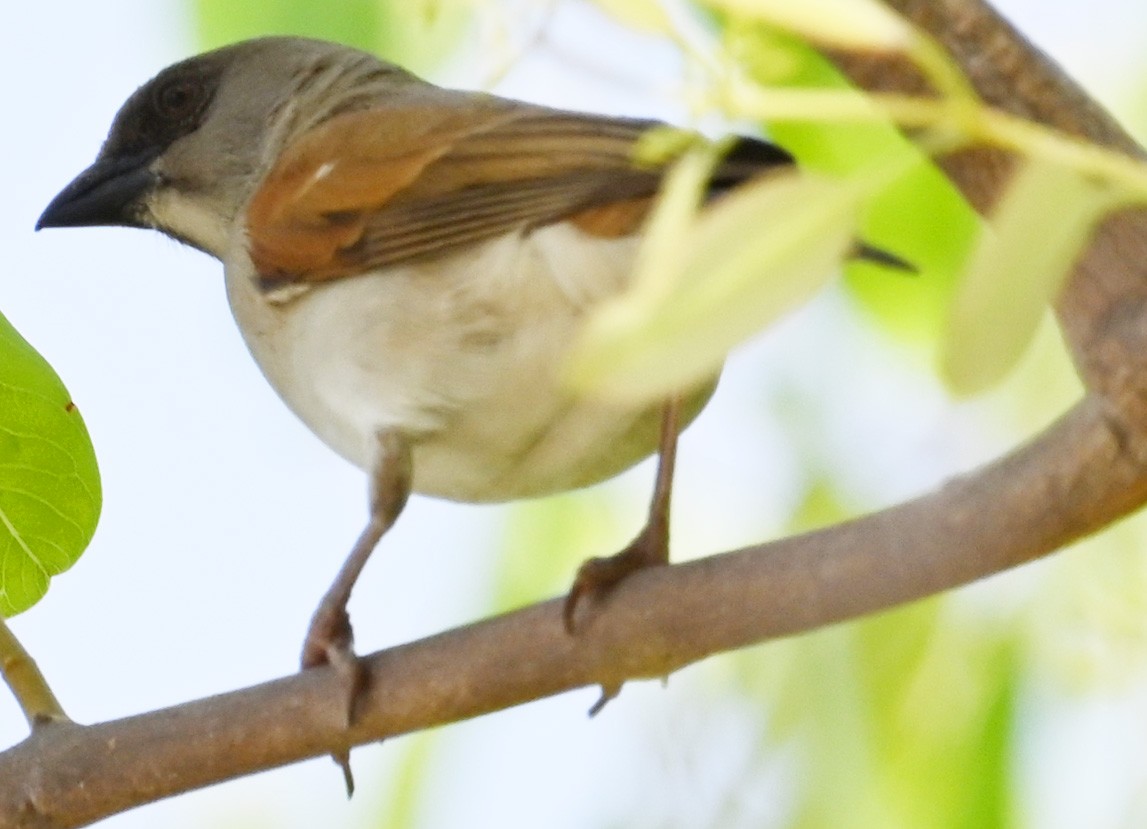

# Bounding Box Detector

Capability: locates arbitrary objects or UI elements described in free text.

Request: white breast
[224,223,716,502]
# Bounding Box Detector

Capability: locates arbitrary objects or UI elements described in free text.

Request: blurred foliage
[572,3,1140,401]
[724,25,978,345]
[0,312,101,616]
[940,157,1118,395]
[188,1,1147,828]
[765,604,1018,829]
[375,734,440,829]
[492,488,628,612]
[194,0,471,73]
[739,478,1021,828]
[567,157,881,402]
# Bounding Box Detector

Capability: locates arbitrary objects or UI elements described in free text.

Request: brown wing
[246,90,794,283]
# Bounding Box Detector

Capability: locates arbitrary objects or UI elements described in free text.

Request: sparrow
[37,36,906,752]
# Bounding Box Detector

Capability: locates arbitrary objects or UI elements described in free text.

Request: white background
[2,1,1146,827]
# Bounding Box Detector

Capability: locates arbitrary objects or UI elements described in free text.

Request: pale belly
[225,223,717,502]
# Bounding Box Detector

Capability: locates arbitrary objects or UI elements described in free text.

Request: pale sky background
[2,1,1147,828]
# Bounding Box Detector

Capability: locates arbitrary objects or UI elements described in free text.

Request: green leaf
[705,0,912,52]
[195,0,383,52]
[566,162,876,404]
[0,313,100,616]
[492,490,626,612]
[193,0,470,73]
[727,27,978,346]
[735,600,1019,829]
[734,28,977,339]
[941,158,1117,396]
[376,733,440,829]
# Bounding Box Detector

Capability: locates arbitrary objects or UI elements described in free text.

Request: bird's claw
[302,605,368,795]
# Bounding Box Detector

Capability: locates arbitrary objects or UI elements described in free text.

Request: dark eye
[154,79,202,120]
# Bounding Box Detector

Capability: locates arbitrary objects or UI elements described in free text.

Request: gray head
[37,37,414,257]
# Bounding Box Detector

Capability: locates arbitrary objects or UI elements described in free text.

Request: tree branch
[0,397,1139,829]
[6,0,1147,826]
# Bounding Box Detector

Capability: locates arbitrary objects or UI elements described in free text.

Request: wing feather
[246,89,793,283]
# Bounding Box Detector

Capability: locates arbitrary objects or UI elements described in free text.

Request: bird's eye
[154,79,202,120]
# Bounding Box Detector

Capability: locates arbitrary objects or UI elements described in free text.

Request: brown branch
[0,398,1140,829]
[5,0,1147,826]
[829,0,1147,408]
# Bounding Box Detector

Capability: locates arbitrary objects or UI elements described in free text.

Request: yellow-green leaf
[567,166,871,404]
[0,313,100,616]
[726,27,979,347]
[194,0,470,74]
[591,0,674,33]
[705,0,913,52]
[493,491,625,612]
[940,158,1116,396]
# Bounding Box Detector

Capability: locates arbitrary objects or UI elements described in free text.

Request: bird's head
[37,37,408,258]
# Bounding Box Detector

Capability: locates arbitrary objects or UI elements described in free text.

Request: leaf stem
[0,618,69,729]
[727,84,1147,200]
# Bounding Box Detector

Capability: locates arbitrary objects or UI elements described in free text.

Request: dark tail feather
[850,241,917,274]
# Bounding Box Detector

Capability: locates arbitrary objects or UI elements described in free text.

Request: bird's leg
[301,428,411,794]
[564,396,681,637]
[301,429,412,676]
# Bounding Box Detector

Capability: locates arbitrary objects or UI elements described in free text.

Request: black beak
[36,152,159,231]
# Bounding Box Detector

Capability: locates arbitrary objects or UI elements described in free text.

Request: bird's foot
[563,523,668,635]
[301,602,367,796]
[563,525,667,715]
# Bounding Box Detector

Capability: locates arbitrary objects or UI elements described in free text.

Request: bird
[37,36,908,776]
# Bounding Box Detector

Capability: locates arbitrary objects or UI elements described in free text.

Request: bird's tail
[850,242,917,273]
